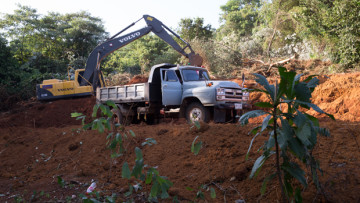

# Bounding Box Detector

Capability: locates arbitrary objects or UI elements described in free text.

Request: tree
[298,0,360,67]
[0,5,107,73]
[0,36,19,87]
[240,67,334,202]
[218,0,262,37]
[0,4,39,63]
[178,17,214,41]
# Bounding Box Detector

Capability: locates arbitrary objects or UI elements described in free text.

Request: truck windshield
[182,69,209,81]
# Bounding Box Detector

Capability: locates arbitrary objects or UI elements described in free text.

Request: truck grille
[216,88,249,102]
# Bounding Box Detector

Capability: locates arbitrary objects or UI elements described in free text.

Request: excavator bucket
[188,53,203,67]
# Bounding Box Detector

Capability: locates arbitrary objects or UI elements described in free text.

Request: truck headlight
[216,88,225,95]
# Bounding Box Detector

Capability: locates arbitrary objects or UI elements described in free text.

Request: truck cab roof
[148,63,206,83]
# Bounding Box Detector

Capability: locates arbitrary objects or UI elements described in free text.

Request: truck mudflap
[213,103,252,123]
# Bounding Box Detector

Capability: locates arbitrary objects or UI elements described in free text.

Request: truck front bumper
[213,103,252,123]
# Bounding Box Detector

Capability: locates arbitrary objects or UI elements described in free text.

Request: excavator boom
[80,15,203,89]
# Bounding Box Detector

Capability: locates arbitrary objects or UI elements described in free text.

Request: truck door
[160,69,182,106]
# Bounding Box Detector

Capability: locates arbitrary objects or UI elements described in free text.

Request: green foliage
[191,136,203,155]
[297,0,360,67]
[219,0,262,37]
[186,184,217,201]
[240,67,333,202]
[57,176,65,188]
[178,17,214,41]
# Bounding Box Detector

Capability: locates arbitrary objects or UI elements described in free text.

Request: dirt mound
[126,75,148,85]
[0,96,95,128]
[308,72,360,121]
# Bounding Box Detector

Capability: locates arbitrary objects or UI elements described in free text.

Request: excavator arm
[79,15,203,90]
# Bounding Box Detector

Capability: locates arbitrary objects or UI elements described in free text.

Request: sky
[1,0,228,36]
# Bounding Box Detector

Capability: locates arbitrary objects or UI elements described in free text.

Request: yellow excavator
[36,15,202,100]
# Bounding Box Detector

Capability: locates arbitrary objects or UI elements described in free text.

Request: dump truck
[97,63,251,123]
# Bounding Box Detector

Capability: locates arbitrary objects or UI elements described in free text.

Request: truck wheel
[186,102,210,123]
[112,108,131,126]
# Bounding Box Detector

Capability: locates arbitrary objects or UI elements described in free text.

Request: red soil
[0,72,360,202]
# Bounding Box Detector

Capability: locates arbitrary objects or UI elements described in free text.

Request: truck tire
[185,102,210,123]
[112,108,131,126]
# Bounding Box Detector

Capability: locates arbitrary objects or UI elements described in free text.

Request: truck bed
[96,83,148,103]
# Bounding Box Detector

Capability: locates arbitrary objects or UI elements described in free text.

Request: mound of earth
[0,71,360,202]
[308,72,360,121]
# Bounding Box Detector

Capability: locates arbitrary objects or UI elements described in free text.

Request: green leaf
[160,184,170,199]
[131,159,144,178]
[99,104,107,116]
[314,126,330,137]
[261,173,276,195]
[71,112,83,117]
[135,147,143,160]
[194,121,201,129]
[91,119,98,130]
[191,136,202,155]
[245,133,260,161]
[278,66,296,100]
[106,100,117,109]
[122,162,131,179]
[254,102,273,108]
[186,187,194,191]
[239,110,268,125]
[150,181,160,198]
[253,73,275,101]
[250,152,275,178]
[306,77,319,89]
[142,138,157,146]
[92,104,100,118]
[57,176,65,188]
[210,187,216,199]
[295,122,312,147]
[261,115,272,132]
[282,162,307,187]
[145,171,153,184]
[97,120,105,133]
[249,125,261,135]
[196,190,205,200]
[129,130,136,137]
[124,184,133,197]
[288,137,305,159]
[295,100,335,120]
[294,82,312,103]
[295,187,303,203]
